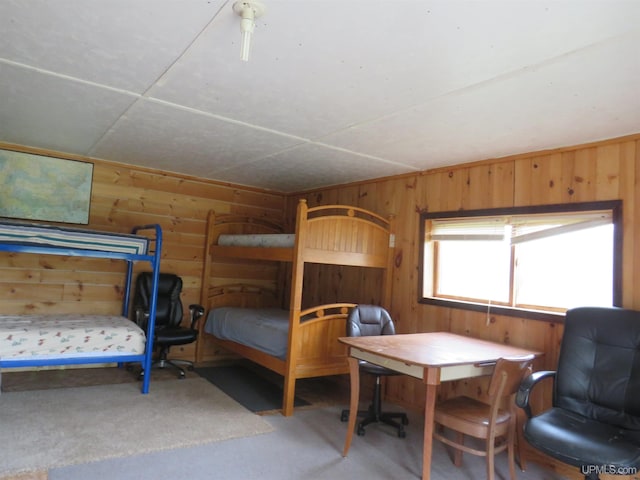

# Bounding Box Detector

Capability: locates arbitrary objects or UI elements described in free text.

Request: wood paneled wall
[287,133,640,480]
[0,143,286,362]
[6,136,636,366]
[2,134,639,478]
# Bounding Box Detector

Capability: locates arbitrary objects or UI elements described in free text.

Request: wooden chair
[433,355,534,480]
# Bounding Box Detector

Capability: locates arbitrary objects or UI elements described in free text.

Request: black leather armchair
[516,306,640,480]
[133,272,205,379]
[340,305,408,438]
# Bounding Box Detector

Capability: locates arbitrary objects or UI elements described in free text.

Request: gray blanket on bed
[204,308,290,359]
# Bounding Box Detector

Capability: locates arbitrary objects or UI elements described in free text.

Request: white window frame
[419,200,622,321]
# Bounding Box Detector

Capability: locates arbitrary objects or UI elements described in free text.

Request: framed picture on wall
[0,150,94,225]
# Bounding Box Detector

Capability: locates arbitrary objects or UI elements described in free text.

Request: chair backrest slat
[489,356,535,399]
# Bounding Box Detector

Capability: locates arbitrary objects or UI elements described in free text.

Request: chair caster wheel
[357,426,365,436]
[398,429,406,438]
[340,411,349,422]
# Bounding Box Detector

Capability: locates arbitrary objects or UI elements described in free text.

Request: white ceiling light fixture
[232,0,265,62]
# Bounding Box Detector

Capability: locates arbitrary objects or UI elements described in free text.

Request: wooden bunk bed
[198,199,394,416]
[0,220,162,394]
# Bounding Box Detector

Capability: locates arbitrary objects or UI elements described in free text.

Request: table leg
[342,356,360,457]
[422,382,437,480]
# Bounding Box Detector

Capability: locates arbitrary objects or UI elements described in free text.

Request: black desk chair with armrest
[340,305,409,438]
[516,306,640,480]
[133,272,205,379]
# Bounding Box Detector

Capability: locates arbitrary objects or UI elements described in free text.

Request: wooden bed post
[283,199,308,416]
[196,209,216,364]
[382,213,396,310]
[197,201,396,416]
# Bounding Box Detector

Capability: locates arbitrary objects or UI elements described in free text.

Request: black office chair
[340,305,409,438]
[516,306,640,480]
[133,272,205,379]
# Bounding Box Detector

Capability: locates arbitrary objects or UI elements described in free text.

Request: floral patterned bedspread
[0,314,146,359]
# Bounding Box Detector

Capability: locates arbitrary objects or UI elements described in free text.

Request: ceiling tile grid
[1,0,639,192]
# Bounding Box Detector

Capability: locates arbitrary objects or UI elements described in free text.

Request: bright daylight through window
[419,201,622,319]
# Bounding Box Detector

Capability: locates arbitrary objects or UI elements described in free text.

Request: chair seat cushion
[524,408,640,468]
[155,327,198,346]
[435,396,511,438]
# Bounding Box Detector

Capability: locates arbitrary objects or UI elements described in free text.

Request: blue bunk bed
[0,220,162,394]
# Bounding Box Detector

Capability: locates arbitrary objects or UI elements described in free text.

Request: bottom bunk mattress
[204,308,290,360]
[0,314,146,360]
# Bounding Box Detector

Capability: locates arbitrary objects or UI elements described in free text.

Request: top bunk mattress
[217,234,295,248]
[0,221,148,255]
[0,314,146,360]
[204,307,290,359]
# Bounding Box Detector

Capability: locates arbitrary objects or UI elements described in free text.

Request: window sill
[418,297,566,323]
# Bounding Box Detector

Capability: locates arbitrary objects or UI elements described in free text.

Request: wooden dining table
[339,331,542,480]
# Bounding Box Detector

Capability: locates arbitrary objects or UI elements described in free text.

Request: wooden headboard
[205,283,280,310]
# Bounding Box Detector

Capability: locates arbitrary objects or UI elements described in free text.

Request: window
[419,201,622,320]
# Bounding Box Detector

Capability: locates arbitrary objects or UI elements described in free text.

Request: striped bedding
[217,234,295,248]
[0,221,148,255]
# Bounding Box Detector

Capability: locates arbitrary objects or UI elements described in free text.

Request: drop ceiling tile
[151,0,639,141]
[210,143,415,193]
[0,62,138,155]
[322,31,640,170]
[150,1,508,138]
[1,0,639,192]
[91,98,303,178]
[0,0,223,92]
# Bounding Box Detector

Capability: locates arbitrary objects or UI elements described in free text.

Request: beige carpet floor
[0,377,273,477]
